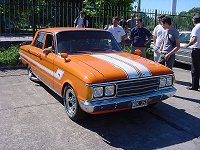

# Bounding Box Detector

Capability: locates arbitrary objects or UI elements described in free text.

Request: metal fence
[0,0,193,37]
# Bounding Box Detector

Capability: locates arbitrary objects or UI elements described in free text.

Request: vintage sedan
[19,28,176,121]
[175,31,192,65]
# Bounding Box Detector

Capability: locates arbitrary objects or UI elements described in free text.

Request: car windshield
[179,32,191,43]
[56,30,122,54]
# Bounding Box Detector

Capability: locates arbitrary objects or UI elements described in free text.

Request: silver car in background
[175,31,192,65]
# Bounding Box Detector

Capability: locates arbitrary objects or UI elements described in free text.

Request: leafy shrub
[0,46,20,65]
[123,46,154,60]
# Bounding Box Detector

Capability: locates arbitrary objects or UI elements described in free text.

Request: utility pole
[32,0,36,37]
[137,0,141,12]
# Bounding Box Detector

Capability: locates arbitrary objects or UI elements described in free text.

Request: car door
[28,32,46,78]
[38,33,57,89]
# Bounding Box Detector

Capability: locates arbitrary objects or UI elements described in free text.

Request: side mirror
[134,49,142,56]
[61,53,71,62]
[43,47,52,55]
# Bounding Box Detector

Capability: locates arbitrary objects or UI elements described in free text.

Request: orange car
[19,27,176,121]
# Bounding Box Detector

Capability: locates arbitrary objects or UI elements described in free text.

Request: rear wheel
[27,67,39,82]
[63,85,86,121]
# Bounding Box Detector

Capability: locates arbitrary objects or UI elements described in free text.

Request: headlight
[105,85,115,96]
[166,76,173,86]
[159,77,166,88]
[93,87,103,98]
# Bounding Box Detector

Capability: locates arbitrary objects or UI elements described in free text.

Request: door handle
[26,48,31,52]
[37,53,41,58]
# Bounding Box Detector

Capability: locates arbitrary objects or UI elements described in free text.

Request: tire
[63,85,86,121]
[27,67,40,82]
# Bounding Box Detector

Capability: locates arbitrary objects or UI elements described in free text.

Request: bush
[123,46,154,60]
[146,48,154,60]
[0,46,20,65]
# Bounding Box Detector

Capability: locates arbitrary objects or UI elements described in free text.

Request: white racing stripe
[92,54,140,79]
[105,54,152,77]
[20,52,64,80]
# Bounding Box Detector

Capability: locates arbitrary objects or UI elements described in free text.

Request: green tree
[83,0,136,28]
[174,7,200,31]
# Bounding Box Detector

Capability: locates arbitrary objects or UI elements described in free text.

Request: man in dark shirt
[130,17,152,57]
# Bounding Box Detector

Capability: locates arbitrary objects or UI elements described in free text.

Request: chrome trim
[86,74,174,101]
[86,74,174,87]
[79,87,176,113]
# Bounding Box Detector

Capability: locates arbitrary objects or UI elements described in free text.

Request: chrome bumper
[79,87,176,113]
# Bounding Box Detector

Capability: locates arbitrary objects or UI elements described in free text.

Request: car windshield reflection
[56,30,122,54]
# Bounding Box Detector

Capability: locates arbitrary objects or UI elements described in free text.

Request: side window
[34,32,45,49]
[44,34,54,50]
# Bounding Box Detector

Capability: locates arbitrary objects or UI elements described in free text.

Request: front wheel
[63,85,86,121]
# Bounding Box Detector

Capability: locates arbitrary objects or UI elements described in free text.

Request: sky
[140,0,200,13]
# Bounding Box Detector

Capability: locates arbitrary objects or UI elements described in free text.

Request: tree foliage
[83,0,136,16]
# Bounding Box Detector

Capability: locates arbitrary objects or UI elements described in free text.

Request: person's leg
[166,54,175,69]
[131,46,138,54]
[153,47,160,62]
[140,47,147,57]
[191,50,200,90]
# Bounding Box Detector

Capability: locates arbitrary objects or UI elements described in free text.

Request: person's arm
[85,20,89,28]
[121,27,126,49]
[144,35,153,46]
[152,27,157,45]
[144,29,153,46]
[153,35,157,45]
[184,36,197,48]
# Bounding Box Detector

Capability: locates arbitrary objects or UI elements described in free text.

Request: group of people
[74,10,200,91]
[153,14,200,91]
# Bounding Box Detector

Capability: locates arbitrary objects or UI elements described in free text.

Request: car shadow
[174,61,191,70]
[173,95,200,104]
[175,80,191,86]
[77,103,200,150]
[39,82,63,105]
[40,83,200,150]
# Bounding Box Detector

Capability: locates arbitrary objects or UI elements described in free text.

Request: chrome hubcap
[65,88,77,116]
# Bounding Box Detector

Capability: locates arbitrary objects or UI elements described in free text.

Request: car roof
[39,27,105,33]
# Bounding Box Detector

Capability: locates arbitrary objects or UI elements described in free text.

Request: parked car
[19,28,176,121]
[175,31,192,65]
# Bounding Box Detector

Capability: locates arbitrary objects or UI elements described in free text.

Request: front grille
[117,77,159,97]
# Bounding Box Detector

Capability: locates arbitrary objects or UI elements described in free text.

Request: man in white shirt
[74,11,89,28]
[152,14,165,62]
[184,14,200,91]
[107,17,126,48]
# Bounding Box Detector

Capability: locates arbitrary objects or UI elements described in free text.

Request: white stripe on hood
[92,54,140,79]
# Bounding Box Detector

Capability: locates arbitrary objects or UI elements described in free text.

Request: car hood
[70,52,173,84]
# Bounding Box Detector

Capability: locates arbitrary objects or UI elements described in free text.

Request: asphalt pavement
[0,65,199,150]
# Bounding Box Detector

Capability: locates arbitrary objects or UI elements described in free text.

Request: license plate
[132,99,148,109]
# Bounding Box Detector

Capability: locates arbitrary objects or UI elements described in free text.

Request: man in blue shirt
[130,17,152,57]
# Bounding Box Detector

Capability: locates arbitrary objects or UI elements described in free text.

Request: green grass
[0,45,154,66]
[0,46,20,65]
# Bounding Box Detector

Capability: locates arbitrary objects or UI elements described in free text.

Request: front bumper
[79,87,176,113]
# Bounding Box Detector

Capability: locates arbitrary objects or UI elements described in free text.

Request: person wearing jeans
[159,16,180,69]
[184,14,200,91]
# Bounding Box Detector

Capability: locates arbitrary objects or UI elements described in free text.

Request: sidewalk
[0,35,32,42]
